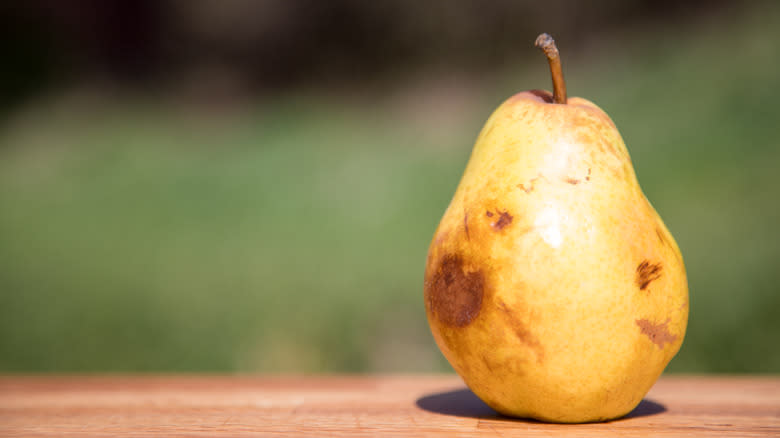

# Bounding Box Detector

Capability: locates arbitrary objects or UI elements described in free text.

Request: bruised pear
[423,34,688,423]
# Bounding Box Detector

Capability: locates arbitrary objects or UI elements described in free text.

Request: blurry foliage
[0,2,779,373]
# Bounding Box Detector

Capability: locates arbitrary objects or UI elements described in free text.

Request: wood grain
[1,375,778,436]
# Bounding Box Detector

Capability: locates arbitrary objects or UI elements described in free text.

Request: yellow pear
[423,34,688,423]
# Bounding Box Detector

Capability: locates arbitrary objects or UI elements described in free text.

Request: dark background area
[1,1,730,106]
[0,1,778,374]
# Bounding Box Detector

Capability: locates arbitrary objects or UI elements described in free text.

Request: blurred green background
[1,1,778,374]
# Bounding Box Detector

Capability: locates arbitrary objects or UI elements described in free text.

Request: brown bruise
[425,254,485,327]
[486,210,513,231]
[636,260,663,290]
[636,318,677,349]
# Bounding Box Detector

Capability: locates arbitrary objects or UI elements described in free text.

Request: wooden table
[1,375,778,436]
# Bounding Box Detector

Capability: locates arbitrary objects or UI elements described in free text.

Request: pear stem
[534,33,567,104]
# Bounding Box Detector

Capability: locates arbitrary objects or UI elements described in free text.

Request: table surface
[1,375,778,437]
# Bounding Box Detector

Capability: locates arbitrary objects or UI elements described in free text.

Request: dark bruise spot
[564,176,580,185]
[493,211,513,230]
[487,210,513,231]
[636,260,663,290]
[636,318,677,349]
[485,211,494,217]
[425,254,484,327]
[585,168,591,181]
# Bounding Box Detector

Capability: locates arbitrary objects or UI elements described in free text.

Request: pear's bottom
[486,399,638,424]
[464,377,650,424]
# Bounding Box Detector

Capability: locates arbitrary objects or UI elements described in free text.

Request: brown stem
[534,33,567,104]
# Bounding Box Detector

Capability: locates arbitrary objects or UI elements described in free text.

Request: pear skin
[423,36,688,423]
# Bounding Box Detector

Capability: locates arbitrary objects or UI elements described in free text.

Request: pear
[423,33,688,423]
